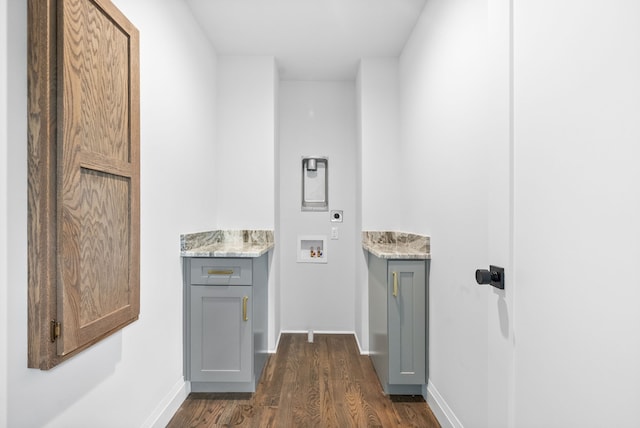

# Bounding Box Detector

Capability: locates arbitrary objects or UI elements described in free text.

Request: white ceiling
[185,0,427,80]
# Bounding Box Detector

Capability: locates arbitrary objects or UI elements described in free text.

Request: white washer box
[297,235,327,263]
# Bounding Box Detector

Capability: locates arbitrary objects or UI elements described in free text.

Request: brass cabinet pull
[207,269,233,275]
[392,272,398,297]
[242,296,249,321]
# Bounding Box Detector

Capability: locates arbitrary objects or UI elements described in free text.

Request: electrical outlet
[331,227,339,240]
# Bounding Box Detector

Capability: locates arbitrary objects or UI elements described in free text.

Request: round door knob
[475,266,505,289]
[475,269,493,285]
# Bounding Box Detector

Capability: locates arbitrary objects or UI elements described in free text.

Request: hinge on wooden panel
[50,320,61,342]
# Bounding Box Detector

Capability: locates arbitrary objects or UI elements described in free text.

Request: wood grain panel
[58,0,139,355]
[27,0,59,369]
[63,0,129,161]
[78,169,130,326]
[167,334,441,428]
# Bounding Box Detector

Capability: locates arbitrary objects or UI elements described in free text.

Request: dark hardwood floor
[167,333,440,427]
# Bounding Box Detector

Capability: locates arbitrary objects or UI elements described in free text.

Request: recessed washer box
[297,235,327,263]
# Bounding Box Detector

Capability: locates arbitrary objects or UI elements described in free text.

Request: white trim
[426,381,463,428]
[280,329,356,336]
[269,330,282,353]
[278,330,368,354]
[352,331,368,355]
[0,0,9,425]
[142,378,189,428]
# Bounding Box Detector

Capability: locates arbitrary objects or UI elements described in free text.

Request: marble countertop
[181,230,274,258]
[362,231,431,260]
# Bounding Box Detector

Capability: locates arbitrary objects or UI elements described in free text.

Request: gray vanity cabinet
[369,254,428,395]
[184,254,268,393]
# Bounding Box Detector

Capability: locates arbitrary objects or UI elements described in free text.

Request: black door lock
[475,265,505,290]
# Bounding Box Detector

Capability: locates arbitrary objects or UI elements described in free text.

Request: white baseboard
[141,377,189,428]
[426,381,463,428]
[278,330,367,352]
[270,330,284,353]
[352,331,368,355]
[279,329,356,336]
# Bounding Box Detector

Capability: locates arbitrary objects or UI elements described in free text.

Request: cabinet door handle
[242,296,249,321]
[392,271,398,297]
[207,269,234,275]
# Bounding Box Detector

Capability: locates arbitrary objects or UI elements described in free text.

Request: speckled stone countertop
[362,231,431,260]
[181,230,274,258]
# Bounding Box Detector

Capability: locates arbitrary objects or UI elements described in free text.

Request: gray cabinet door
[368,253,390,386]
[388,261,426,385]
[190,285,252,383]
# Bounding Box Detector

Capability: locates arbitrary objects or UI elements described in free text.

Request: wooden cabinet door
[27,0,139,368]
[190,286,253,383]
[57,0,140,356]
[388,261,426,385]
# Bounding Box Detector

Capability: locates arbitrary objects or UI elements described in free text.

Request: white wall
[399,0,640,427]
[486,1,514,426]
[216,56,276,230]
[399,0,493,426]
[358,58,402,232]
[278,81,357,334]
[356,57,402,351]
[0,0,9,426]
[355,68,364,351]
[216,55,279,349]
[4,0,218,426]
[513,0,640,426]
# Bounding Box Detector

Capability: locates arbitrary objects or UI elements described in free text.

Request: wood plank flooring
[167,333,440,427]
